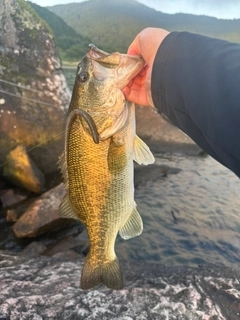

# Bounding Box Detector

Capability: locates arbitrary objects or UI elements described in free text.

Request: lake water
[1,67,240,272]
[118,153,240,269]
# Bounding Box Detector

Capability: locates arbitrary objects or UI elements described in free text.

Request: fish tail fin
[81,255,123,290]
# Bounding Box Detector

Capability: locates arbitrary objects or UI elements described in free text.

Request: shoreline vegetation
[62,61,79,67]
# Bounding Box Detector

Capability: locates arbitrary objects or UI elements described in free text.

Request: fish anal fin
[119,206,143,240]
[59,195,79,220]
[81,256,123,290]
[133,135,155,165]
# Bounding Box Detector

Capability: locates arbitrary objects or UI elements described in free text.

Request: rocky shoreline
[0,250,239,319]
[2,157,240,319]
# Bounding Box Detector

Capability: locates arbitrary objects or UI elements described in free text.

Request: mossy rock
[0,0,70,177]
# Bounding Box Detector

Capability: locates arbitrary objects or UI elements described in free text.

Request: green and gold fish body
[59,45,155,290]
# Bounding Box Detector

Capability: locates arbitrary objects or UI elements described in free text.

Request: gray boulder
[136,105,202,155]
[0,0,70,177]
[0,251,239,319]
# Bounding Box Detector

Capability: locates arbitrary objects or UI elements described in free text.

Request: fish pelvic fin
[58,151,69,189]
[119,204,143,240]
[81,256,123,290]
[133,135,155,165]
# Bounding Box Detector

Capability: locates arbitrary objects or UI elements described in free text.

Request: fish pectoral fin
[58,151,69,185]
[119,205,143,240]
[81,256,123,290]
[59,195,79,220]
[133,135,155,165]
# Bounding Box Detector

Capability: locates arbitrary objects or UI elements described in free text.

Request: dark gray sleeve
[151,31,240,177]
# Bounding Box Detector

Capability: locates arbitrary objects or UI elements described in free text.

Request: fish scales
[59,44,155,290]
[68,110,134,247]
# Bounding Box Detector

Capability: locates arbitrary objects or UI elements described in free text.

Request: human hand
[122,28,169,107]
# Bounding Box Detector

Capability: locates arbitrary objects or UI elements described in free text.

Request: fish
[58,44,155,290]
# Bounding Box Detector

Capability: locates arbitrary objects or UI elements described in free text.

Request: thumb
[127,34,141,55]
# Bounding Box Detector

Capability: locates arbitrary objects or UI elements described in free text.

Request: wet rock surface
[3,145,46,193]
[12,183,75,238]
[0,251,239,320]
[0,188,29,208]
[134,164,182,187]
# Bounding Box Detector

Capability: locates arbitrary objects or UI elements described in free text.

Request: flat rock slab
[0,252,240,319]
[12,183,75,238]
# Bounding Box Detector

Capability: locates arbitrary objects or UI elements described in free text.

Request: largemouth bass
[59,44,155,290]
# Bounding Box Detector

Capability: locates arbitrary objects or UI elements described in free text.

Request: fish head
[88,43,145,90]
[68,44,145,136]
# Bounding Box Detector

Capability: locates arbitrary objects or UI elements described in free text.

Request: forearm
[151,31,240,177]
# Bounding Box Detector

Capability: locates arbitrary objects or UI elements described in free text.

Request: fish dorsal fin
[59,195,79,220]
[133,135,155,165]
[119,205,143,239]
[99,100,128,140]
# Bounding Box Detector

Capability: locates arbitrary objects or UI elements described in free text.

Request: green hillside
[47,0,240,54]
[27,1,92,61]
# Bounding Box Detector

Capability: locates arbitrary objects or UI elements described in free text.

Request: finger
[129,65,148,86]
[127,34,140,55]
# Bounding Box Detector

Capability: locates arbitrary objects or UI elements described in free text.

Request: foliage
[47,0,240,54]
[27,1,91,62]
[18,0,52,35]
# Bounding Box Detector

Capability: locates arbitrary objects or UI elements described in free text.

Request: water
[63,66,76,91]
[117,153,240,269]
[1,67,240,271]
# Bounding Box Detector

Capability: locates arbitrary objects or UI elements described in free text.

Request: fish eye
[78,71,89,83]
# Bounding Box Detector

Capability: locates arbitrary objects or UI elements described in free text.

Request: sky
[28,0,240,20]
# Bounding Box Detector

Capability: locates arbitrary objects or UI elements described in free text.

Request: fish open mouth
[88,44,120,68]
[87,43,145,89]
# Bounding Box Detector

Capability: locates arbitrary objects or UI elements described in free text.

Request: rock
[134,164,182,187]
[0,188,29,208]
[0,177,7,190]
[42,235,88,257]
[13,183,76,238]
[5,197,36,222]
[6,207,23,223]
[0,0,70,177]
[3,144,46,193]
[135,105,202,154]
[51,249,83,260]
[0,251,239,319]
[20,241,47,257]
